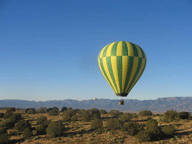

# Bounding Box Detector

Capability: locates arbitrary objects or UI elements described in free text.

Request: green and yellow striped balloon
[98,41,147,97]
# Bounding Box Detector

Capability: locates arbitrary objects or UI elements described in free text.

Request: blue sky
[0,0,192,101]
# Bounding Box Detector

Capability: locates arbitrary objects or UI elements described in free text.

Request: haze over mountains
[0,97,192,112]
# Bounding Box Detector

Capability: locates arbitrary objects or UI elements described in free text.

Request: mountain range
[0,97,192,113]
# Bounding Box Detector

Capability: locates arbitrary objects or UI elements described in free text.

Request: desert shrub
[146,119,158,130]
[4,112,13,119]
[0,113,4,118]
[0,128,6,135]
[145,119,162,140]
[139,110,153,116]
[77,109,86,116]
[48,108,59,116]
[47,108,53,112]
[14,120,31,131]
[81,111,91,122]
[121,121,144,136]
[100,109,107,114]
[36,107,47,113]
[161,125,176,136]
[43,120,51,128]
[2,117,17,129]
[25,108,30,113]
[71,114,78,121]
[32,130,38,136]
[108,110,123,118]
[106,118,124,131]
[87,108,101,119]
[178,111,189,120]
[135,130,152,142]
[62,113,71,122]
[36,116,47,125]
[120,113,133,122]
[0,134,9,144]
[62,109,75,122]
[132,113,138,118]
[22,127,32,139]
[27,108,36,114]
[36,124,46,135]
[46,120,65,138]
[164,109,178,122]
[73,109,80,114]
[6,107,16,113]
[61,106,67,112]
[11,113,22,122]
[90,118,103,131]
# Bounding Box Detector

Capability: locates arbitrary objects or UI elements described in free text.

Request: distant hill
[0,97,192,112]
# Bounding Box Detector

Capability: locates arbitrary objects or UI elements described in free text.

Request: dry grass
[1,109,192,144]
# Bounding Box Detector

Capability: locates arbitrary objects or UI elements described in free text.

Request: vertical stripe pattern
[98,41,147,97]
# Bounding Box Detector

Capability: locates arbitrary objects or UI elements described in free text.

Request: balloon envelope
[98,41,147,97]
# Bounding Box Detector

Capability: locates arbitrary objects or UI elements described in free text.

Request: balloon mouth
[116,93,128,96]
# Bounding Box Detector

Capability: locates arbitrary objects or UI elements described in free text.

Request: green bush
[135,130,152,142]
[47,107,59,112]
[52,107,59,111]
[81,111,91,122]
[22,127,32,139]
[90,118,103,131]
[87,108,101,119]
[25,108,30,113]
[145,119,162,140]
[46,121,65,138]
[146,119,158,130]
[32,130,38,136]
[73,109,80,114]
[0,127,6,135]
[6,107,16,113]
[178,111,189,120]
[108,110,123,118]
[71,114,78,121]
[14,120,31,131]
[36,124,46,135]
[2,117,17,129]
[133,113,138,118]
[4,112,13,119]
[27,108,36,114]
[37,116,47,125]
[0,134,9,144]
[62,109,76,122]
[106,118,124,131]
[61,106,67,112]
[0,113,4,118]
[100,109,107,114]
[48,109,59,116]
[36,107,47,113]
[121,121,144,136]
[161,125,176,136]
[11,113,22,123]
[120,113,133,122]
[43,120,51,128]
[139,110,153,116]
[164,109,178,122]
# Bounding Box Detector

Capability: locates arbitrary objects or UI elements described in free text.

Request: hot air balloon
[98,41,147,105]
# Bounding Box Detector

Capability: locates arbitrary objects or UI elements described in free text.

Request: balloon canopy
[98,41,147,97]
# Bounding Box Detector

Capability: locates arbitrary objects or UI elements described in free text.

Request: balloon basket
[119,100,124,105]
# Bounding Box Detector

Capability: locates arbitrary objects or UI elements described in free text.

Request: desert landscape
[0,107,192,144]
